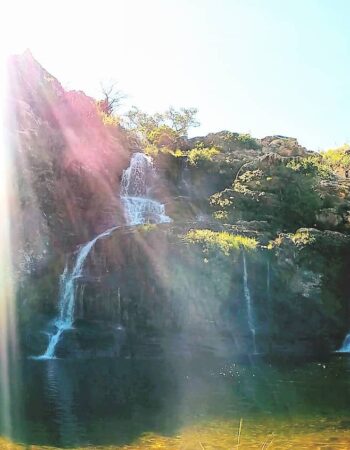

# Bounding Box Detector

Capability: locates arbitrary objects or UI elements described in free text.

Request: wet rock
[55,320,126,358]
[316,208,343,228]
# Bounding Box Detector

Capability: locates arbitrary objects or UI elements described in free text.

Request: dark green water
[2,354,350,448]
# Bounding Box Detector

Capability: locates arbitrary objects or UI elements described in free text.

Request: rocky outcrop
[9,51,133,278]
[260,135,307,156]
[316,208,344,228]
[268,228,350,351]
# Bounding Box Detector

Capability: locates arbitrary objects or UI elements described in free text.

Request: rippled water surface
[2,354,350,449]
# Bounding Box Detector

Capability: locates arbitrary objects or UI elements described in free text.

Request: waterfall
[180,157,191,195]
[243,252,257,354]
[267,260,271,301]
[37,152,170,359]
[338,335,350,352]
[37,227,116,359]
[121,152,171,225]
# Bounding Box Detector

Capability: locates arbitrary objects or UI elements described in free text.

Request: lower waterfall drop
[37,227,116,359]
[338,334,350,352]
[243,252,257,354]
[267,259,271,301]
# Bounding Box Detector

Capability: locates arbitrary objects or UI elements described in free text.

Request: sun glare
[1,2,350,449]
[0,39,18,437]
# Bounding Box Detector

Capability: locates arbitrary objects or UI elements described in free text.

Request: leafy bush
[184,229,257,255]
[188,146,220,166]
[146,125,179,148]
[321,144,350,174]
[287,156,333,180]
[237,133,260,149]
[144,145,184,158]
[290,229,317,246]
[99,110,120,127]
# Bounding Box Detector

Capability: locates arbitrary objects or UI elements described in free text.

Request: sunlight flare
[0,48,19,438]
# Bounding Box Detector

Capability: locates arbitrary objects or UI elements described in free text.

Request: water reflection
[45,360,84,446]
[2,355,350,448]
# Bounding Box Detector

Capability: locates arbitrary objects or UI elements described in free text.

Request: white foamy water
[121,152,171,225]
[338,334,350,352]
[37,227,116,359]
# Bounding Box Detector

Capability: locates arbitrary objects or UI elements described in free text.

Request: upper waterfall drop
[121,152,172,225]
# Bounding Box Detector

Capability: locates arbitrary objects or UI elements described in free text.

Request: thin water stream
[243,252,257,354]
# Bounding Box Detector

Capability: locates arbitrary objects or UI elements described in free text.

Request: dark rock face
[54,321,127,358]
[316,208,344,228]
[20,224,350,358]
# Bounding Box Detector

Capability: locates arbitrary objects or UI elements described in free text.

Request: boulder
[260,135,307,156]
[316,208,343,228]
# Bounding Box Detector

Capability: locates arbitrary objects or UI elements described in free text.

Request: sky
[2,0,350,150]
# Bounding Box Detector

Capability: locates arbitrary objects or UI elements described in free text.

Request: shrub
[188,146,220,166]
[237,133,260,149]
[287,156,333,180]
[184,229,257,255]
[321,144,350,175]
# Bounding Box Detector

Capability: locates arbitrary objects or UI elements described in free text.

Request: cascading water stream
[243,252,257,354]
[180,157,191,195]
[267,260,271,301]
[37,152,170,359]
[37,227,116,359]
[338,332,350,352]
[121,152,171,225]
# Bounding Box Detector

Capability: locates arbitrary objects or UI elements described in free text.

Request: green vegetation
[123,106,199,148]
[321,144,350,175]
[287,155,334,180]
[290,229,318,246]
[268,229,317,250]
[210,155,342,232]
[138,224,157,233]
[184,229,257,255]
[118,106,350,237]
[237,133,260,149]
[187,145,220,165]
[98,109,120,127]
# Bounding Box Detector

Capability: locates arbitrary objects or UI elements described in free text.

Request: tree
[123,106,162,135]
[98,81,125,116]
[122,106,200,148]
[164,107,199,137]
